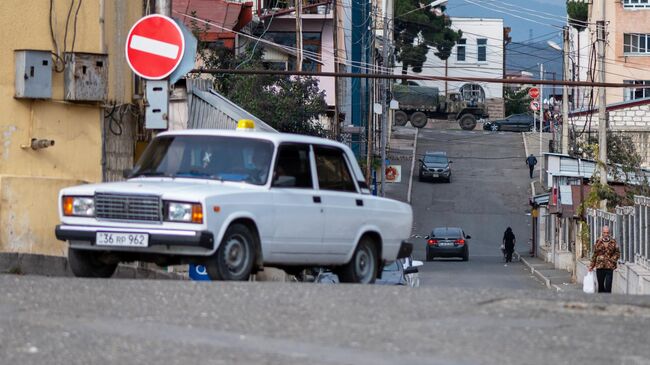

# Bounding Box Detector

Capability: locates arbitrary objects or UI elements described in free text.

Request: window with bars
[623,33,650,54]
[456,39,466,61]
[624,80,650,100]
[623,0,650,8]
[477,38,487,62]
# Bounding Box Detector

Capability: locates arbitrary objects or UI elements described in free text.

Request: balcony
[259,0,333,19]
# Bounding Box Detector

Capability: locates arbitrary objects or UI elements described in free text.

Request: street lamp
[378,0,448,197]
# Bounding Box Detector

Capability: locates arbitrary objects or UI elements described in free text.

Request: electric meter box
[14,50,52,99]
[64,52,108,102]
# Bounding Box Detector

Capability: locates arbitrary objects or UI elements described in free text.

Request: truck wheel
[68,247,117,278]
[410,112,428,128]
[395,111,408,126]
[337,237,378,284]
[206,223,256,281]
[459,114,477,130]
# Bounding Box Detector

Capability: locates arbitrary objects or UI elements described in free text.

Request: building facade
[410,17,505,119]
[0,1,143,256]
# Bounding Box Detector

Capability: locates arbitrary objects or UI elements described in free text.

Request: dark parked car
[483,113,534,132]
[419,151,452,183]
[425,227,471,261]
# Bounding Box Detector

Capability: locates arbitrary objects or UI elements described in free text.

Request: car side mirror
[465,235,471,239]
[424,235,430,240]
[122,168,133,179]
[404,266,419,275]
[418,159,424,164]
[273,175,296,187]
[449,160,453,163]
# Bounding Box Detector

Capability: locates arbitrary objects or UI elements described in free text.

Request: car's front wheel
[206,223,256,281]
[68,247,118,278]
[337,237,378,284]
[490,124,499,132]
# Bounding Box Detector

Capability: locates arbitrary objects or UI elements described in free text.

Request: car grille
[428,168,444,172]
[95,193,162,223]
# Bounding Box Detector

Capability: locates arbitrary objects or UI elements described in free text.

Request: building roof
[569,97,650,117]
[173,0,253,40]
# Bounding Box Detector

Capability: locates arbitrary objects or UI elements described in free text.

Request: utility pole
[296,0,303,72]
[155,0,171,16]
[561,25,570,154]
[539,63,544,185]
[597,14,607,193]
[332,0,340,139]
[379,16,389,197]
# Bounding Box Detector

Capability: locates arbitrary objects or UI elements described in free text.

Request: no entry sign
[125,14,185,80]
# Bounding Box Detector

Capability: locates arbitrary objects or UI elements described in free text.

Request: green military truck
[392,84,489,130]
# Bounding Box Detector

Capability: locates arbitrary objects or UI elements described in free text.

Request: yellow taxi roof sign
[237,119,255,131]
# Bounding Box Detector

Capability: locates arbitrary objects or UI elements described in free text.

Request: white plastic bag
[583,271,596,293]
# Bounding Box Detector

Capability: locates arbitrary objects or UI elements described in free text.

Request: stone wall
[485,98,505,119]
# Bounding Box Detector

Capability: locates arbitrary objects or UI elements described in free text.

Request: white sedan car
[56,126,413,283]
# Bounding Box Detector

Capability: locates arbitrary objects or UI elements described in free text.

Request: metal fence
[586,195,650,269]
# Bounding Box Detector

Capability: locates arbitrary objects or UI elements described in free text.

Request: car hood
[423,162,449,169]
[60,178,264,201]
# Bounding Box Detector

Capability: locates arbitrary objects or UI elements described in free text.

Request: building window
[623,0,650,8]
[456,39,466,62]
[623,33,650,54]
[624,80,650,100]
[477,38,487,62]
[264,32,322,71]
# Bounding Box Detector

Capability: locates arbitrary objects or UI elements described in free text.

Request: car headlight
[62,196,95,217]
[165,201,203,223]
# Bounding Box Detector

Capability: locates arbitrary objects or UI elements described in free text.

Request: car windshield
[383,261,400,272]
[132,135,275,185]
[423,155,447,164]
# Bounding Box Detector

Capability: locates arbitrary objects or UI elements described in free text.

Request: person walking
[589,226,620,293]
[502,227,516,266]
[525,154,537,179]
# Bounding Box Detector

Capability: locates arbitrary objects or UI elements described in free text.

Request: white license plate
[439,242,453,246]
[432,173,439,178]
[96,232,149,247]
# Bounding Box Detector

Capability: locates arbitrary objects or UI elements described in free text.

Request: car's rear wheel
[68,247,118,278]
[395,111,408,126]
[462,247,469,261]
[410,112,428,128]
[206,223,256,281]
[337,237,378,284]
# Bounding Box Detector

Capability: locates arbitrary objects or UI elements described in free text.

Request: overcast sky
[446,0,566,43]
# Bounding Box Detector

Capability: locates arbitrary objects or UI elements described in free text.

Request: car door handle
[313,196,321,203]
[356,199,363,207]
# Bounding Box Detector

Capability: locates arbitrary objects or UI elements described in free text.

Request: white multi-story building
[405,17,505,118]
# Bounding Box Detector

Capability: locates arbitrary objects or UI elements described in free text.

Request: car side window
[313,146,357,192]
[272,143,313,188]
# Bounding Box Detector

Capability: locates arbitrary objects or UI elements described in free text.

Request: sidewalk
[515,252,582,292]
[521,131,551,196]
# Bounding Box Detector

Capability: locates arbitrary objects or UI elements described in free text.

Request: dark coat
[503,230,516,252]
[526,156,537,167]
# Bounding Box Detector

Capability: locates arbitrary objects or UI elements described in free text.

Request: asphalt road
[409,128,541,289]
[2,275,650,365]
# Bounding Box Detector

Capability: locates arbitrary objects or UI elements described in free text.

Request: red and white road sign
[530,100,540,111]
[528,87,540,99]
[125,14,185,80]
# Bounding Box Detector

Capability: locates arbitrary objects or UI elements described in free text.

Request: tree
[393,0,462,80]
[567,0,588,33]
[192,28,328,136]
[504,87,530,116]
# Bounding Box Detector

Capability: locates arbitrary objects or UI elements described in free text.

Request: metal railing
[586,195,650,269]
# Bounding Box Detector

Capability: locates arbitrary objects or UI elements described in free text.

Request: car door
[269,143,325,261]
[313,145,364,259]
[500,116,514,131]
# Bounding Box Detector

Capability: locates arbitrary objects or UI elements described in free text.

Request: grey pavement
[521,131,552,195]
[1,275,650,365]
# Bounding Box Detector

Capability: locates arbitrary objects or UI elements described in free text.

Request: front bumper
[420,169,451,178]
[55,225,215,252]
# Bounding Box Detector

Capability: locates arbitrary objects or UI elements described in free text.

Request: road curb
[407,128,419,204]
[0,253,186,280]
[514,252,552,289]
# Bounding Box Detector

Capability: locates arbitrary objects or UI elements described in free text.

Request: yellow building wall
[0,1,142,255]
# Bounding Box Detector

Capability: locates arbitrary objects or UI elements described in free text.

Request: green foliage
[504,87,530,116]
[580,221,590,258]
[567,1,588,32]
[393,1,462,77]
[576,131,643,183]
[192,24,328,137]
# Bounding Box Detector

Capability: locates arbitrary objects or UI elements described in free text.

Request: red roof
[173,0,253,41]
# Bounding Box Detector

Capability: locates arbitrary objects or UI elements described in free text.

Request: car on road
[419,151,452,183]
[375,256,422,287]
[483,113,534,132]
[425,227,471,261]
[55,120,414,284]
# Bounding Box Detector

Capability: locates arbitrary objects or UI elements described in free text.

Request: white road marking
[129,35,179,59]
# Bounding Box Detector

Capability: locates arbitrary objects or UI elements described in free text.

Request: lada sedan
[55,124,413,283]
